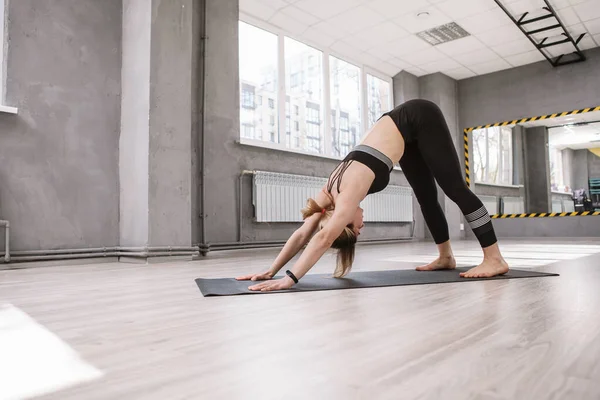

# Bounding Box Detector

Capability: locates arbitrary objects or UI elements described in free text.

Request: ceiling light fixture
[416,22,471,46]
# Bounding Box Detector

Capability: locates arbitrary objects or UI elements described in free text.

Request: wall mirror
[464,107,600,218]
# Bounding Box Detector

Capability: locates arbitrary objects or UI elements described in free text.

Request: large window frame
[548,142,573,195]
[472,126,514,187]
[0,0,17,114]
[238,13,393,161]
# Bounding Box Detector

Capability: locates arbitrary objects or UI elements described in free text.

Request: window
[290,73,299,88]
[284,37,324,154]
[550,148,564,192]
[0,0,16,113]
[548,132,572,194]
[473,126,513,186]
[241,123,255,139]
[238,18,393,159]
[0,0,4,104]
[239,21,278,144]
[330,56,361,157]
[305,101,321,152]
[367,74,391,127]
[241,83,255,109]
[340,115,349,131]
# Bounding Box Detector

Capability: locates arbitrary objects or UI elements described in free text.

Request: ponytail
[331,226,357,277]
[301,197,331,220]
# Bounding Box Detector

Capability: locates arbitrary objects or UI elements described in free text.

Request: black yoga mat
[195,267,559,296]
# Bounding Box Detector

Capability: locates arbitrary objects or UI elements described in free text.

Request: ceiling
[239,0,600,80]
[549,121,600,150]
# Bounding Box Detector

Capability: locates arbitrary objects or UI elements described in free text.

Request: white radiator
[252,171,413,223]
[562,198,575,212]
[478,195,498,215]
[503,196,525,214]
[551,198,562,213]
[551,196,575,213]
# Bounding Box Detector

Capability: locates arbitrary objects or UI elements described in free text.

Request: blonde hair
[301,197,357,278]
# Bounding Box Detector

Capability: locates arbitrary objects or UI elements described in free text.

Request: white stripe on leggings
[465,206,488,222]
[470,214,492,229]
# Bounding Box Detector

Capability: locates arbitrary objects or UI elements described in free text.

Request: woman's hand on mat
[248,276,295,292]
[235,270,274,281]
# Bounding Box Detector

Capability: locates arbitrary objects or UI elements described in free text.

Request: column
[119,0,194,251]
[523,126,551,213]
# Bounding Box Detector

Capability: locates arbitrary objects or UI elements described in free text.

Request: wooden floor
[1,238,600,400]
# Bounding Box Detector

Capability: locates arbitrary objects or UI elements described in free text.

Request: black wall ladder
[494,0,587,67]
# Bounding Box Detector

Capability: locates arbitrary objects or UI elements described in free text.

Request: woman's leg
[414,104,508,278]
[399,143,456,270]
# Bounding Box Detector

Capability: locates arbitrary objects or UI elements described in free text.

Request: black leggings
[396,100,497,248]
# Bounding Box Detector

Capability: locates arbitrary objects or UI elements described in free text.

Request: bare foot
[416,256,457,271]
[460,258,509,278]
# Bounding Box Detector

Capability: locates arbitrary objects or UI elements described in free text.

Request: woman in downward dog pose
[237,99,509,291]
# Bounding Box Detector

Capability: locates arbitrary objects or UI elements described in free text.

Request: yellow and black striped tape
[491,211,600,219]
[464,105,600,134]
[463,105,600,218]
[464,130,470,187]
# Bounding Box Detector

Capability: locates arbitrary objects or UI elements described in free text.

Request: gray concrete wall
[0,0,122,251]
[459,47,600,129]
[491,216,600,238]
[393,71,419,105]
[523,126,551,213]
[588,149,600,179]
[573,149,590,191]
[513,126,525,186]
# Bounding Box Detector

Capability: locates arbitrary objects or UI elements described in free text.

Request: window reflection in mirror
[468,109,600,216]
[548,118,600,213]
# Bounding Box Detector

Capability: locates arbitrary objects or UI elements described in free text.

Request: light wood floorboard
[1,239,599,400]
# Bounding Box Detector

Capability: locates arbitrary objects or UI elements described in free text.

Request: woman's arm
[248,194,359,291]
[235,220,317,281]
[267,213,321,275]
[236,187,331,281]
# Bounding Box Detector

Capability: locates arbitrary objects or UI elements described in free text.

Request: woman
[236,99,509,292]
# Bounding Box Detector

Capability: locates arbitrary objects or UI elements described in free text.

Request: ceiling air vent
[416,22,470,46]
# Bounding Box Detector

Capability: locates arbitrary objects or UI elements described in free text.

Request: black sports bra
[327,144,394,195]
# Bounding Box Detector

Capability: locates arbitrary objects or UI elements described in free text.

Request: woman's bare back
[360,115,405,163]
[318,116,406,207]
